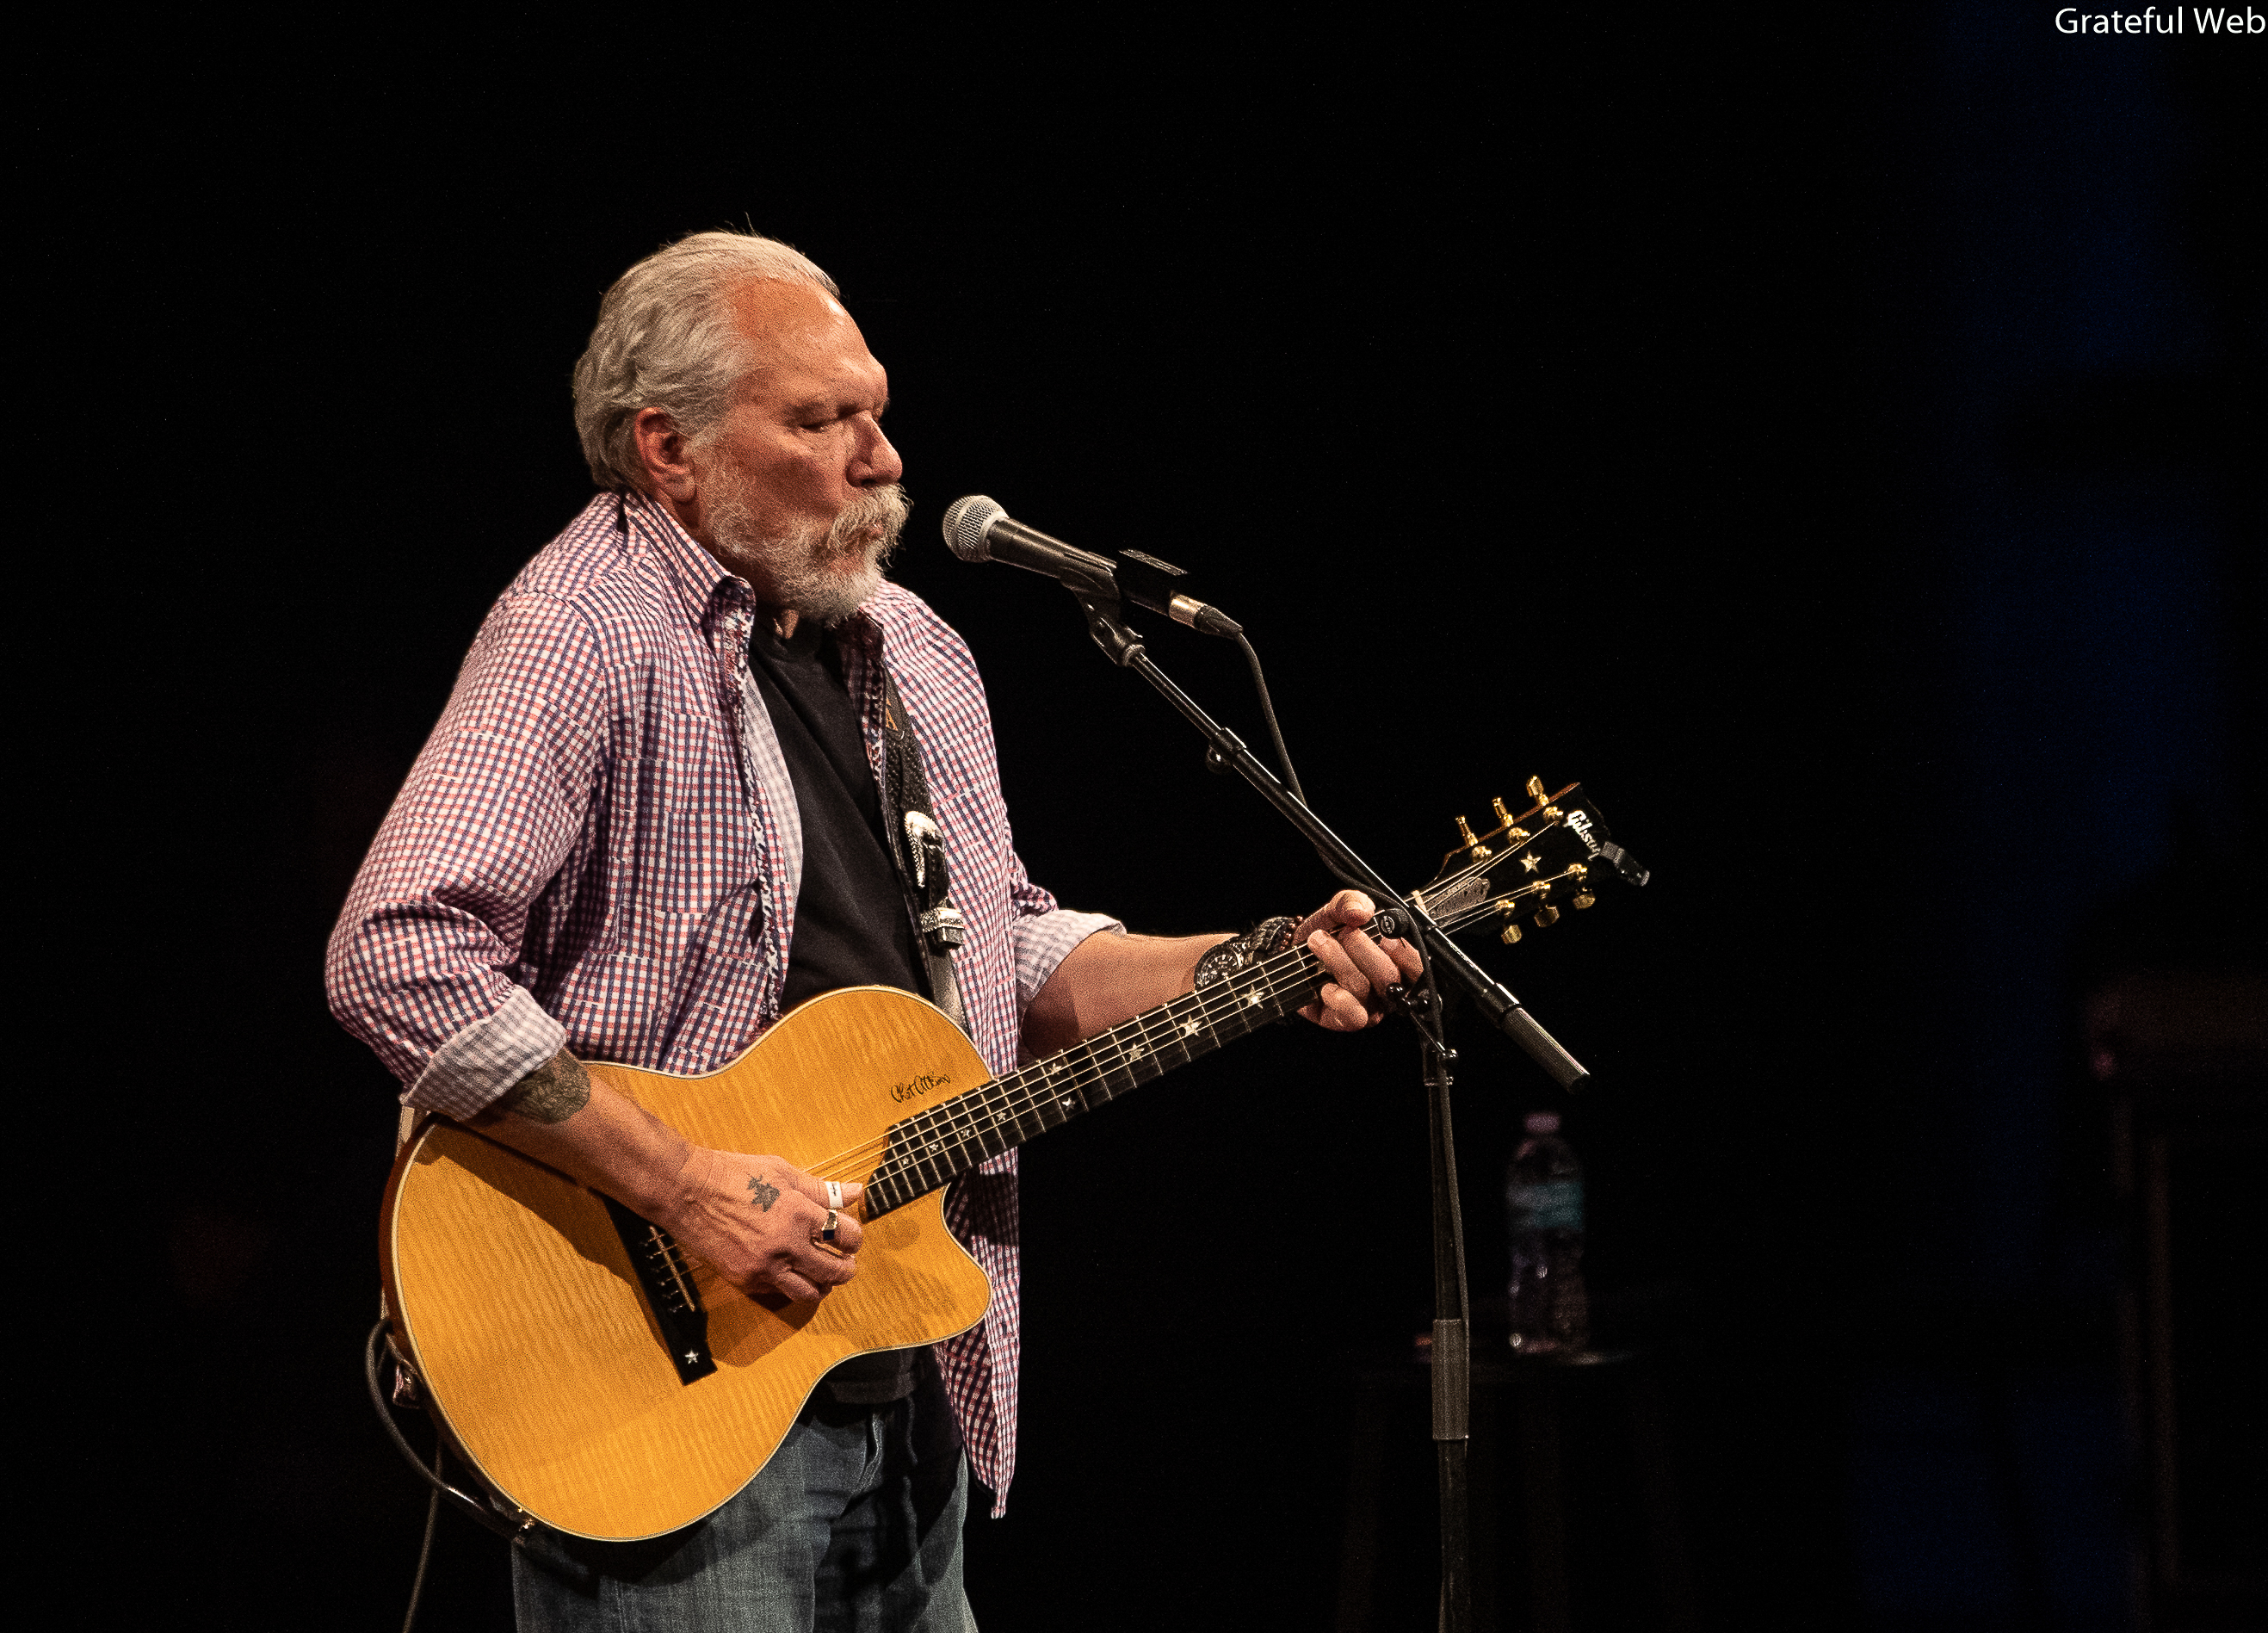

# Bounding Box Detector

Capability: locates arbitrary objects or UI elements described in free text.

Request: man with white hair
[329,230,1418,1630]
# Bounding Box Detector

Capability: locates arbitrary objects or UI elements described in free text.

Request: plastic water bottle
[1506,1110,1590,1356]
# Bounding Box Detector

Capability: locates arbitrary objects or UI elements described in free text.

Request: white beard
[701,471,910,626]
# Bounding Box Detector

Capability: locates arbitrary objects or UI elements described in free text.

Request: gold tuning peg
[1533,905,1560,928]
[1573,891,1597,911]
[1455,815,1491,860]
[1499,921,1523,945]
[1489,797,1530,844]
[1525,776,1547,803]
[1568,862,1594,911]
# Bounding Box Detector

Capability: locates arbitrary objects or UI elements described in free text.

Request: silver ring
[820,1208,838,1244]
[825,1180,844,1209]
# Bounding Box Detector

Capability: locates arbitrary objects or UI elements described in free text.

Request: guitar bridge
[599,1195,718,1386]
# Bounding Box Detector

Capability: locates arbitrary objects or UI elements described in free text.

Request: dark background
[27,7,2259,1630]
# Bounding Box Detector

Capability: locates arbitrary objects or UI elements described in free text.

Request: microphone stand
[1061,586,1590,1633]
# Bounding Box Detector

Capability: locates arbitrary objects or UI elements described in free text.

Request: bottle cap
[1523,1110,1560,1135]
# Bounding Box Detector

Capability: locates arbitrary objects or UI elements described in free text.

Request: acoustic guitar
[380,780,1644,1540]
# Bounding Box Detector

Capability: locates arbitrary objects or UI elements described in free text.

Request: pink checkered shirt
[327,490,1121,1511]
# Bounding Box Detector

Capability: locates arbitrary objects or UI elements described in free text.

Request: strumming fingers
[773,1251,846,1299]
[791,1170,867,1211]
[792,1229,858,1284]
[819,1209,866,1255]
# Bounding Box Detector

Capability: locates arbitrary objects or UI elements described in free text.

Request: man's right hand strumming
[664,1147,865,1302]
[467,1048,864,1302]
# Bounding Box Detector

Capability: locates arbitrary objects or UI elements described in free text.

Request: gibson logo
[890,1073,952,1104]
[1563,809,1604,857]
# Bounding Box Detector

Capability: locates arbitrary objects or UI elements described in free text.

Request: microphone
[941,495,1242,637]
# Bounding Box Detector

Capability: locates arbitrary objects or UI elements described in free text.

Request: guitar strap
[876,667,968,1035]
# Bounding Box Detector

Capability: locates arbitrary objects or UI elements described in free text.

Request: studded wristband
[1192,915,1301,989]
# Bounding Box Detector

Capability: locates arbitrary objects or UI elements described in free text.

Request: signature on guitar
[889,1073,952,1104]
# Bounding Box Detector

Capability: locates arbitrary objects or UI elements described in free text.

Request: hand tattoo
[746,1174,782,1211]
[497,1050,590,1125]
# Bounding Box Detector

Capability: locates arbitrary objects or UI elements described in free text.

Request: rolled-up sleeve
[324,591,603,1113]
[1002,865,1122,1014]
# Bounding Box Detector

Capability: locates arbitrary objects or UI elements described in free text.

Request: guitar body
[380,986,995,1541]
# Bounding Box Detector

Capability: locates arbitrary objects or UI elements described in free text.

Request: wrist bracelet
[1192,915,1300,989]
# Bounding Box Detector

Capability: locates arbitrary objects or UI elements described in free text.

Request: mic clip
[1072,587,1146,669]
[1113,549,1243,638]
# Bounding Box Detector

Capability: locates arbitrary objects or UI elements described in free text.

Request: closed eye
[793,397,886,433]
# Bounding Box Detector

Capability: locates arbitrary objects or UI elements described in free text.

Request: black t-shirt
[744,615,926,1406]
[745,618,926,1010]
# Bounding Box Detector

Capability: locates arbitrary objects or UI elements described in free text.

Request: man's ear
[632,407,698,502]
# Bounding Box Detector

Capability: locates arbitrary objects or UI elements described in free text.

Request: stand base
[1334,1352,1696,1633]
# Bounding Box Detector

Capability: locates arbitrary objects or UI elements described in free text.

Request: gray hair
[571,230,841,491]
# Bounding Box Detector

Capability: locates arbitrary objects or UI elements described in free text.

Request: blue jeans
[512,1362,975,1632]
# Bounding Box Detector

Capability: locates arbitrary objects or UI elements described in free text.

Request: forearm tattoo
[497,1050,591,1125]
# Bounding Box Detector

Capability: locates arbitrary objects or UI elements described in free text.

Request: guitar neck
[862,932,1349,1217]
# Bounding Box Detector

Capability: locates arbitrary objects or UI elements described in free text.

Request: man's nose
[850,415,904,488]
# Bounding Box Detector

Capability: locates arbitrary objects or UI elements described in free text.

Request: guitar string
[792,834,1585,1185]
[798,926,1361,1185]
[1420,808,1578,910]
[863,978,1285,1168]
[669,855,1598,1274]
[794,886,1568,1191]
[798,883,1563,1189]
[800,951,1330,1187]
[847,906,1394,1162]
[903,858,1593,1175]
[801,869,1593,1191]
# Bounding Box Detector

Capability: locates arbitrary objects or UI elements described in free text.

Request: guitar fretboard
[861,935,1347,1218]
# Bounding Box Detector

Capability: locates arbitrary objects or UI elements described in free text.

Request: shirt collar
[618,490,759,641]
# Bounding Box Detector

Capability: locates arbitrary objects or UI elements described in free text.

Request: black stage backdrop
[25,12,2259,1632]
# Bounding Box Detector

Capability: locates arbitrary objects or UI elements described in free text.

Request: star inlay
[1521,853,1542,873]
[1246,991,1264,1007]
[1128,1043,1147,1060]
[1183,1019,1201,1036]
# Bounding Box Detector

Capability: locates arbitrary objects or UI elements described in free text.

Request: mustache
[816,484,911,561]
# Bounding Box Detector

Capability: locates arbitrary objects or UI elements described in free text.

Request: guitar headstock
[1406,776,1649,945]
